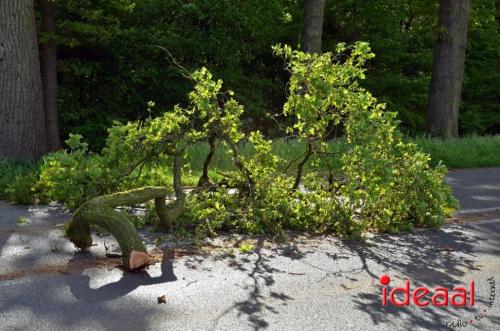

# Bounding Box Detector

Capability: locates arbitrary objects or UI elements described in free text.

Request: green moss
[67,186,170,269]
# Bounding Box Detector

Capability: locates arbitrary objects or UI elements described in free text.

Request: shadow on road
[180,222,496,330]
[211,238,294,330]
[1,201,498,330]
[0,200,179,330]
[68,253,177,302]
[347,226,489,330]
[0,255,176,330]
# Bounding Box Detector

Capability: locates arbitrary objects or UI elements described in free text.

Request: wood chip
[157,295,167,304]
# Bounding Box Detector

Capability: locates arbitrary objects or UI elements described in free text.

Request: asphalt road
[447,167,500,210]
[0,168,499,331]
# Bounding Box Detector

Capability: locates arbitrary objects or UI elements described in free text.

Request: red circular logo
[379,274,391,285]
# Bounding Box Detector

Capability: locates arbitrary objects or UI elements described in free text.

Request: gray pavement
[0,168,499,330]
[447,167,500,210]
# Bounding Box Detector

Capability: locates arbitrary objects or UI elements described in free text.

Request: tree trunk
[303,0,327,53]
[426,0,470,139]
[39,0,61,151]
[0,0,47,159]
[66,186,169,270]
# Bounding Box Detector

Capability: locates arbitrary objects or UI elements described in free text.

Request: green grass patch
[186,135,500,173]
[186,138,347,173]
[413,135,500,169]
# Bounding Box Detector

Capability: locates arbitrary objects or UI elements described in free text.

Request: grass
[1,135,499,199]
[413,135,500,168]
[186,138,347,173]
[186,135,500,173]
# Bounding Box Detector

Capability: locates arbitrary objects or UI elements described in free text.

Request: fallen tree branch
[292,142,313,191]
[198,135,217,187]
[66,186,168,270]
[156,153,186,231]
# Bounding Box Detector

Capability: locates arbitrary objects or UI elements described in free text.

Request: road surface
[447,167,500,210]
[0,168,499,330]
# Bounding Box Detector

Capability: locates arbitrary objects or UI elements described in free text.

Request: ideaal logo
[379,274,496,328]
[379,274,474,307]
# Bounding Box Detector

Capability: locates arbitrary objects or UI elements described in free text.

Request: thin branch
[227,140,254,190]
[153,45,193,80]
[282,150,308,174]
[198,135,217,187]
[292,142,313,191]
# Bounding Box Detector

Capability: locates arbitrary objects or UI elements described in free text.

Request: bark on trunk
[303,0,327,53]
[39,0,61,151]
[66,186,169,270]
[426,0,470,139]
[0,0,47,159]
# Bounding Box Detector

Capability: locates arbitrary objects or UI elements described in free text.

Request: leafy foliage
[0,160,39,204]
[341,91,456,231]
[7,43,456,236]
[36,134,109,209]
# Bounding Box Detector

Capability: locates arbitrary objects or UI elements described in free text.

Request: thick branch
[66,186,168,270]
[156,153,186,231]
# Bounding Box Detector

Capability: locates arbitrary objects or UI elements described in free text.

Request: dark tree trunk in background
[39,0,61,151]
[303,0,326,53]
[426,0,470,139]
[0,0,47,159]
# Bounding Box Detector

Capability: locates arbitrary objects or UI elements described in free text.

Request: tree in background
[12,0,495,150]
[426,0,471,138]
[0,0,47,159]
[39,0,61,151]
[303,0,327,53]
[458,0,499,134]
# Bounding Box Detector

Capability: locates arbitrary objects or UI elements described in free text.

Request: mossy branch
[66,186,168,270]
